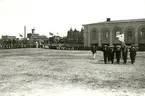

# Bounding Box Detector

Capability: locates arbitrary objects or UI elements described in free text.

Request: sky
[0,0,145,38]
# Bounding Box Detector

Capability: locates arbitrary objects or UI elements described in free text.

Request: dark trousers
[103,53,108,64]
[116,58,120,64]
[111,54,114,64]
[116,52,121,64]
[104,56,107,64]
[130,53,136,64]
[108,52,111,62]
[123,57,127,64]
[123,52,128,64]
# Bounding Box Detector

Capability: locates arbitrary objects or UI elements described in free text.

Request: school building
[83,18,145,50]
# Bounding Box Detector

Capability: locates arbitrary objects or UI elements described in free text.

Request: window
[113,27,122,39]
[103,31,108,39]
[102,27,109,40]
[128,30,132,37]
[140,28,145,38]
[127,28,133,37]
[91,30,96,40]
[105,31,108,38]
[125,26,134,38]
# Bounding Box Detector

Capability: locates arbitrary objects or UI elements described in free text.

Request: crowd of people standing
[91,44,138,64]
[0,38,44,49]
[0,38,30,49]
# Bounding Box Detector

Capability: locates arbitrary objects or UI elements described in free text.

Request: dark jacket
[130,47,137,56]
[102,47,108,57]
[116,47,121,59]
[91,46,97,54]
[122,46,128,56]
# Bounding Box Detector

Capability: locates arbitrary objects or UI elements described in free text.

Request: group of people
[0,38,26,49]
[0,38,44,49]
[91,44,137,64]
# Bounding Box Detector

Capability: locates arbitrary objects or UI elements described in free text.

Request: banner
[49,32,53,36]
[116,33,124,42]
[19,34,23,37]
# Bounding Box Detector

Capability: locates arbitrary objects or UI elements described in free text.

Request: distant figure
[8,39,11,49]
[122,46,128,64]
[115,45,121,64]
[102,45,108,64]
[12,39,16,48]
[129,44,137,64]
[36,42,38,48]
[91,45,97,59]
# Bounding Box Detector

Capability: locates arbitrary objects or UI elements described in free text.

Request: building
[27,28,48,47]
[27,28,39,39]
[27,28,48,40]
[66,28,84,44]
[83,18,145,50]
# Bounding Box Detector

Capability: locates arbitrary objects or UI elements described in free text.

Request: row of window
[91,26,145,40]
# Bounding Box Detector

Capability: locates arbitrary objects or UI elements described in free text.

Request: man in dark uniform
[91,45,97,59]
[107,46,111,62]
[110,46,115,64]
[115,45,121,64]
[102,45,108,64]
[122,45,128,64]
[129,44,137,64]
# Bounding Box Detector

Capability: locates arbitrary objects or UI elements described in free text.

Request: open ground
[0,48,145,96]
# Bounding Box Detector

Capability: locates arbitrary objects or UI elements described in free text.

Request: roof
[32,36,48,39]
[83,18,145,26]
[1,35,16,40]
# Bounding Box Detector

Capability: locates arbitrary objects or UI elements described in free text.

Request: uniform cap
[110,45,114,47]
[104,45,107,46]
[117,45,121,47]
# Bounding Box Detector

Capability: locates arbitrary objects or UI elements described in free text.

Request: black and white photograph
[0,0,145,96]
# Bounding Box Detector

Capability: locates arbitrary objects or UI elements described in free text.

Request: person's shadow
[93,59,132,65]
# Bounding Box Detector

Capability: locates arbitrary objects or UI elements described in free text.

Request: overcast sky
[0,0,145,38]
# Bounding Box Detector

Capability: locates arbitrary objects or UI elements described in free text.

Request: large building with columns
[83,18,145,50]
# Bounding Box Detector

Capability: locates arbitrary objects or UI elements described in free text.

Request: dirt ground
[0,48,145,96]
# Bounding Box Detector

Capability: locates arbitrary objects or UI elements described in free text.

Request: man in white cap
[91,45,97,59]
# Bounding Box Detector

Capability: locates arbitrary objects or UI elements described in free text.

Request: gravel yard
[0,48,145,96]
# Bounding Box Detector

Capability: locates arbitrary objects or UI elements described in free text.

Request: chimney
[32,28,35,34]
[106,18,111,22]
[24,26,26,38]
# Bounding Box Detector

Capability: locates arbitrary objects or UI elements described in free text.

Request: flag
[116,34,124,42]
[49,32,53,36]
[19,34,23,37]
